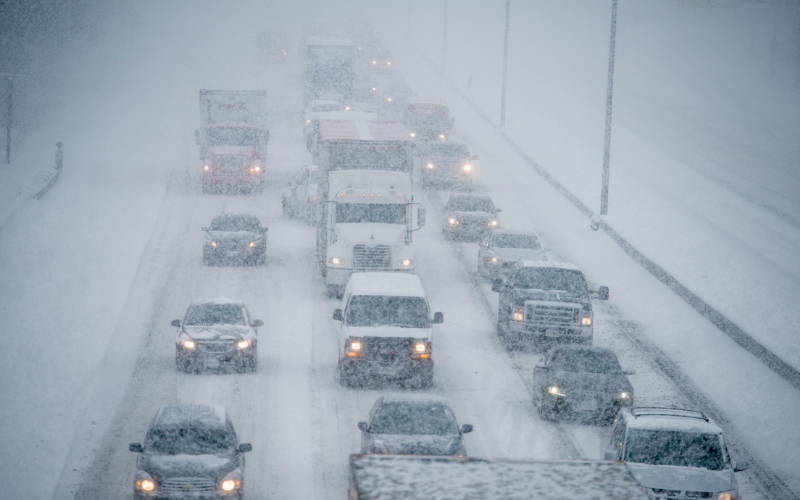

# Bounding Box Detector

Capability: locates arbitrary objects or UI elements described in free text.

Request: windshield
[184,304,247,326]
[550,349,622,374]
[625,430,728,470]
[492,234,540,250]
[336,203,406,224]
[346,295,430,328]
[446,196,495,212]
[209,215,260,232]
[370,403,458,435]
[324,147,412,173]
[207,127,258,147]
[512,268,588,294]
[145,428,235,455]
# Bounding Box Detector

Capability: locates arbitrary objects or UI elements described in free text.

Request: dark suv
[129,404,252,500]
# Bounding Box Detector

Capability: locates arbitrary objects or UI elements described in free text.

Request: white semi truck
[311,119,423,297]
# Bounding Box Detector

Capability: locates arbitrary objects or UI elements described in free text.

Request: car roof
[621,407,723,434]
[381,394,449,406]
[492,229,538,237]
[517,260,580,271]
[347,272,427,298]
[152,404,229,430]
[189,297,245,308]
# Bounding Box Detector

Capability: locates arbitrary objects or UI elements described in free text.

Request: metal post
[600,0,618,216]
[5,78,11,164]
[442,0,448,69]
[407,0,411,36]
[500,0,511,127]
[56,142,63,172]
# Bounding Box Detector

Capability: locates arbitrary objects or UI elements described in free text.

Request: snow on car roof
[349,455,650,500]
[190,297,245,307]
[518,260,580,271]
[622,408,723,434]
[347,272,427,298]
[152,404,228,430]
[382,394,448,405]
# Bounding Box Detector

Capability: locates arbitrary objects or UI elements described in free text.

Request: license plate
[545,329,563,337]
[226,251,239,257]
[204,358,220,369]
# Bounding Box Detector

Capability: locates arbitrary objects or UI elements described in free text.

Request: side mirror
[534,361,547,369]
[734,458,749,472]
[251,319,264,328]
[472,155,478,160]
[598,286,609,300]
[238,443,253,453]
[433,312,444,324]
[333,309,343,321]
[201,227,208,232]
[262,228,268,233]
[129,443,143,453]
[417,207,426,227]
[171,319,181,327]
[194,129,200,146]
[357,422,368,432]
[461,424,473,434]
[623,369,636,376]
[604,451,615,461]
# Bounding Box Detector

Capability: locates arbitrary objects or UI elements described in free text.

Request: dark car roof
[151,404,229,430]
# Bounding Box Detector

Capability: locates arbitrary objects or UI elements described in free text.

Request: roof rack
[630,407,709,422]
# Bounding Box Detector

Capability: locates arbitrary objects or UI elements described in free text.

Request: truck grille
[161,477,216,493]
[363,337,414,365]
[216,155,247,170]
[525,304,580,326]
[353,245,391,269]
[197,341,234,353]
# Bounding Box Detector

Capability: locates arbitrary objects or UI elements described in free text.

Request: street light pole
[600,0,618,216]
[442,0,448,69]
[5,78,11,164]
[500,0,511,127]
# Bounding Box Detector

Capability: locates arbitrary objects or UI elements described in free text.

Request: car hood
[139,453,237,481]
[183,325,251,341]
[625,463,734,493]
[335,223,406,248]
[546,370,632,395]
[345,326,431,340]
[492,248,545,262]
[370,434,463,456]
[512,289,590,309]
[206,230,259,240]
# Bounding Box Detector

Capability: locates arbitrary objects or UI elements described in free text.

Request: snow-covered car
[442,195,500,240]
[129,404,252,500]
[492,261,608,348]
[358,394,472,456]
[281,165,318,220]
[605,408,749,500]
[202,214,268,266]
[172,298,262,373]
[334,272,443,388]
[418,141,476,189]
[533,345,635,423]
[478,230,545,280]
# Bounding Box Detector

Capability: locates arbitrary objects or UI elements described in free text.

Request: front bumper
[203,173,263,187]
[505,321,592,343]
[135,491,240,500]
[204,244,265,263]
[176,342,256,369]
[340,356,433,381]
[545,392,632,417]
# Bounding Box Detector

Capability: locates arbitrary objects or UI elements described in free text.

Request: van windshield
[625,430,728,470]
[346,295,430,328]
[336,203,406,224]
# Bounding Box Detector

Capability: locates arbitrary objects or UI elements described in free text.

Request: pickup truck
[492,260,608,348]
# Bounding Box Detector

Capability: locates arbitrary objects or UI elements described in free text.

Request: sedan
[203,214,267,266]
[478,230,545,280]
[359,394,473,456]
[173,298,262,373]
[442,194,500,241]
[533,345,635,423]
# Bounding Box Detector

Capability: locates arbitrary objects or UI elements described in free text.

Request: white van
[333,272,443,388]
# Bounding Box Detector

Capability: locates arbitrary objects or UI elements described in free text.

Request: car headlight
[717,492,738,500]
[328,257,344,265]
[237,339,252,349]
[439,134,445,140]
[410,132,416,138]
[488,220,498,226]
[491,257,498,263]
[311,195,317,201]
[448,218,458,225]
[135,471,156,492]
[306,119,311,123]
[415,343,427,352]
[251,165,261,172]
[220,470,242,492]
[412,340,431,359]
[582,311,592,326]
[547,386,566,397]
[426,163,434,169]
[350,340,362,351]
[619,391,630,400]
[398,259,413,267]
[181,339,195,349]
[513,306,524,321]
[463,164,472,171]
[211,241,217,247]
[203,165,210,171]
[346,337,364,357]
[249,241,255,247]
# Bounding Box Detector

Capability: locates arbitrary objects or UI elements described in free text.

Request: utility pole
[407,0,411,37]
[442,0,448,69]
[600,0,618,216]
[1,73,26,165]
[500,0,511,127]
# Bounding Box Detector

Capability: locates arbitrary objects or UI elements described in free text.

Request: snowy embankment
[385,2,800,494]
